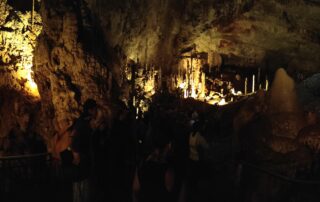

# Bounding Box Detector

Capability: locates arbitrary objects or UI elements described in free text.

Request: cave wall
[33,0,319,146]
[0,0,42,94]
[34,0,113,136]
[87,0,320,75]
[0,0,320,151]
[0,0,44,144]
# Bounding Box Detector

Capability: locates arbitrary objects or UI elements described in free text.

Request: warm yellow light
[179,82,186,89]
[0,8,42,99]
[218,98,227,106]
[208,99,219,105]
[16,63,40,98]
[144,79,155,93]
[177,57,206,101]
[131,65,159,114]
[175,54,243,106]
[25,71,40,97]
[191,85,197,98]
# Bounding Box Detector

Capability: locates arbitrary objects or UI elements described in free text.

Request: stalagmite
[257,68,261,87]
[31,0,35,29]
[268,68,300,114]
[201,72,206,98]
[252,74,255,93]
[245,77,248,95]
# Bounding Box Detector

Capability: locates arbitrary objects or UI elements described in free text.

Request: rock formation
[0,0,319,150]
[86,0,320,74]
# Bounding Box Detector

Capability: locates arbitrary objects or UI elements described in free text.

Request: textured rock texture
[0,0,42,95]
[0,0,320,148]
[34,0,114,138]
[0,0,44,144]
[87,0,320,75]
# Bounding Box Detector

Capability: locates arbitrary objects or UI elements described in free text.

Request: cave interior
[0,0,320,202]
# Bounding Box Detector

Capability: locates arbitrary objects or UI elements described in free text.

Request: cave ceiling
[86,0,320,74]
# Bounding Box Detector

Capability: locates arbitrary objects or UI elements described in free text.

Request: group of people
[52,98,211,202]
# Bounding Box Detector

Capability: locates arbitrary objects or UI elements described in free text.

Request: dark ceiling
[7,0,40,12]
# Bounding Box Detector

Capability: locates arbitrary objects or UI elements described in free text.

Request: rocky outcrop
[34,0,114,137]
[0,0,319,149]
[0,0,42,94]
[234,69,315,174]
[0,0,43,142]
[87,0,320,75]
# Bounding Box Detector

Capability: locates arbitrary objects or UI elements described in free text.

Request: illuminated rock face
[87,0,320,74]
[1,0,113,142]
[84,0,320,108]
[269,68,300,114]
[0,0,45,143]
[0,0,42,97]
[34,0,113,135]
[268,68,306,139]
[0,0,319,145]
[234,69,314,172]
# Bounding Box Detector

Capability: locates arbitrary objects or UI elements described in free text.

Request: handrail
[0,153,319,185]
[240,160,320,185]
[0,153,50,161]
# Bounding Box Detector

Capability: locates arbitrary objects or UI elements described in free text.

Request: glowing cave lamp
[17,63,40,98]
[26,71,40,97]
[218,98,227,106]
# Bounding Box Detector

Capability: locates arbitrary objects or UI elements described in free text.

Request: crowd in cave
[50,94,219,202]
[1,68,320,202]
